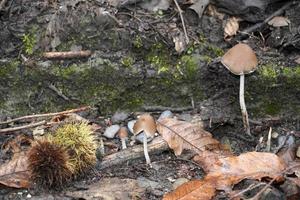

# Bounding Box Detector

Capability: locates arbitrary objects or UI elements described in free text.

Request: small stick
[0,121,47,134]
[173,0,189,44]
[0,106,90,125]
[142,105,193,112]
[43,50,92,59]
[47,84,70,101]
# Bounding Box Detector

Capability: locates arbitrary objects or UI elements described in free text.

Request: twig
[173,0,189,44]
[142,105,193,112]
[247,163,300,200]
[43,50,92,59]
[0,106,90,125]
[0,0,7,10]
[48,84,70,101]
[230,182,266,199]
[236,1,296,40]
[0,121,47,134]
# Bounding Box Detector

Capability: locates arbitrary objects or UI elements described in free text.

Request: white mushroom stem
[143,134,151,165]
[121,138,127,149]
[239,74,251,135]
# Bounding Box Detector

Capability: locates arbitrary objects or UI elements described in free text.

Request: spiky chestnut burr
[27,139,73,189]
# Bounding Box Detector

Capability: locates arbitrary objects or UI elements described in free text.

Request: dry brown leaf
[224,17,240,40]
[163,179,216,200]
[165,152,286,199]
[157,118,221,156]
[0,151,30,188]
[268,16,290,27]
[188,0,210,18]
[205,4,225,20]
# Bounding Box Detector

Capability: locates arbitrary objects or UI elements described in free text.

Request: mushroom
[133,114,156,165]
[221,43,258,135]
[118,127,128,149]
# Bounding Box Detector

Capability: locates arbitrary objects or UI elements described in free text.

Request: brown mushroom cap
[118,127,128,139]
[221,43,258,75]
[133,114,156,137]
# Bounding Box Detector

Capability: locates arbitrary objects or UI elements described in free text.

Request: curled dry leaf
[164,152,286,200]
[224,17,240,41]
[157,118,221,156]
[188,0,210,18]
[205,4,225,20]
[0,151,30,188]
[268,16,290,27]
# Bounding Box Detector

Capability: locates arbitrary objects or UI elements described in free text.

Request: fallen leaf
[0,151,30,188]
[224,17,240,40]
[165,152,286,199]
[268,16,290,27]
[188,0,210,18]
[164,179,216,200]
[157,118,221,155]
[205,4,225,20]
[173,33,187,54]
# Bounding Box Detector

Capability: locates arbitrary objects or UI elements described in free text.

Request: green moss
[207,45,224,57]
[258,64,279,80]
[133,35,143,48]
[22,31,37,55]
[121,56,134,68]
[176,55,198,79]
[263,101,281,115]
[146,43,172,74]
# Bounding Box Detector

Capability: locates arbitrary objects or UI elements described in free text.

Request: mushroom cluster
[221,43,258,135]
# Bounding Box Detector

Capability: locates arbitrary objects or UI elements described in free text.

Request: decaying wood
[0,106,90,125]
[97,136,169,169]
[43,50,92,59]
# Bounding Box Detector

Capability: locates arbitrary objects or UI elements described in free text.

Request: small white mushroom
[221,43,258,135]
[118,127,128,149]
[133,114,156,165]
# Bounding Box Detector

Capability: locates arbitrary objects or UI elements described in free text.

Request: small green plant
[22,33,36,55]
[121,56,134,67]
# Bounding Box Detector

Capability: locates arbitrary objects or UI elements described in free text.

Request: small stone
[172,178,189,189]
[271,132,279,139]
[111,111,129,123]
[135,131,154,143]
[103,125,120,138]
[158,110,174,120]
[26,194,32,198]
[296,146,300,158]
[278,136,286,146]
[151,189,164,197]
[127,120,136,134]
[286,135,295,147]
